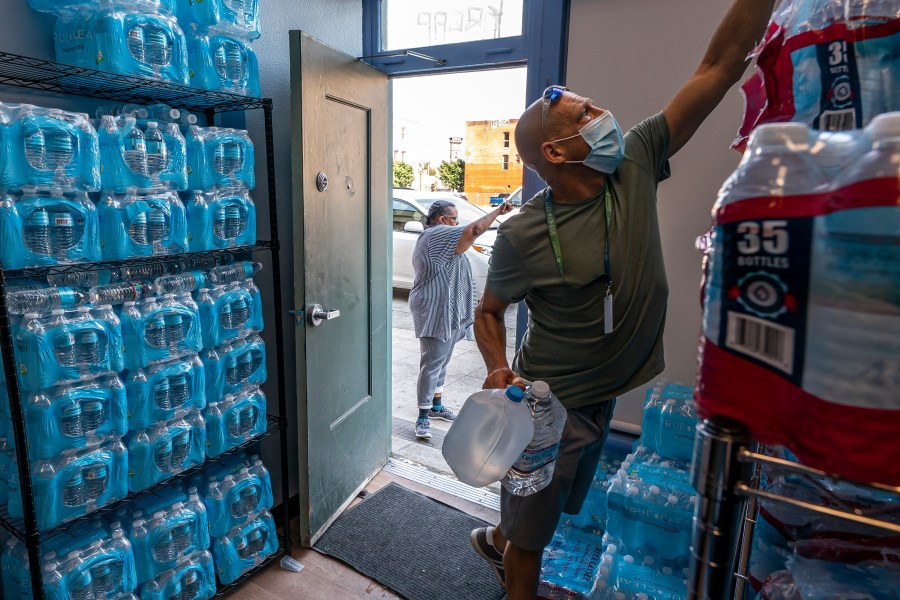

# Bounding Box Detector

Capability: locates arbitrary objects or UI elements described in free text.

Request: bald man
[469,1,778,598]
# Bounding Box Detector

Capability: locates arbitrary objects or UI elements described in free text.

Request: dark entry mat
[313,482,505,600]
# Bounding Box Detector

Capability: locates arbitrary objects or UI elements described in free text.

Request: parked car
[392,189,498,299]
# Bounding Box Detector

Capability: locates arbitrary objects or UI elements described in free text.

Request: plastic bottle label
[510,442,560,475]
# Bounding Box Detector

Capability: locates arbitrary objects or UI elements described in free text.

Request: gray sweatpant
[416,326,467,410]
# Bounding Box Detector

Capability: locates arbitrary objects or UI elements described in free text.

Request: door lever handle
[307,304,341,327]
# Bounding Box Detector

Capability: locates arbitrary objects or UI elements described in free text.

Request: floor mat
[314,482,505,600]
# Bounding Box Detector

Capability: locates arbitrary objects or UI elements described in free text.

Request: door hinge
[288,309,305,325]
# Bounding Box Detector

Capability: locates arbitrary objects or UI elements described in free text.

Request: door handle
[307,304,341,327]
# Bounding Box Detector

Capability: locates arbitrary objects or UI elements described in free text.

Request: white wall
[567,0,747,427]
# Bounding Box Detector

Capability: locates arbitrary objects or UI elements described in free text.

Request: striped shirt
[408,224,476,341]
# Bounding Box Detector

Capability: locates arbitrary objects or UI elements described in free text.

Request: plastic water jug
[442,386,533,487]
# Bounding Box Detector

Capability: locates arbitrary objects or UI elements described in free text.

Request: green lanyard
[544,184,615,333]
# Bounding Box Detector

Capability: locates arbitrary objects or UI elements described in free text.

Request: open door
[289,31,390,546]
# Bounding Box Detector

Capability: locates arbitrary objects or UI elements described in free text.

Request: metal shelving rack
[687,416,900,600]
[0,51,292,598]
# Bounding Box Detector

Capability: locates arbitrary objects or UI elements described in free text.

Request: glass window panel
[383,0,524,51]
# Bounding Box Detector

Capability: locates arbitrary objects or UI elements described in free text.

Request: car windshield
[418,198,497,228]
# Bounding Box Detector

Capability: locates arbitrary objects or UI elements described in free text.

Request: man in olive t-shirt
[469,1,778,598]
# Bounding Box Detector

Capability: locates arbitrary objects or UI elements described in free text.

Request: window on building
[502,154,509,170]
[503,131,510,147]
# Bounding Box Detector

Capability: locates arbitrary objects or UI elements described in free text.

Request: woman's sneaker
[414,418,432,439]
[470,527,505,588]
[428,406,456,421]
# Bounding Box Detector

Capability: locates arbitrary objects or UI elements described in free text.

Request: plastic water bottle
[123,123,148,176]
[226,406,241,437]
[63,470,84,506]
[209,261,262,284]
[76,330,100,366]
[225,204,242,239]
[214,41,246,86]
[502,381,567,496]
[442,386,534,487]
[154,437,174,473]
[240,482,259,516]
[239,404,256,434]
[25,125,46,170]
[128,211,149,246]
[154,377,172,411]
[152,514,175,562]
[213,205,227,240]
[148,210,167,245]
[90,558,114,597]
[127,24,145,63]
[68,568,94,600]
[155,272,207,295]
[83,464,108,500]
[80,399,105,433]
[168,373,188,409]
[219,302,233,330]
[25,208,52,255]
[223,140,243,174]
[144,26,170,71]
[172,516,193,555]
[147,104,180,123]
[171,430,190,467]
[61,401,84,437]
[231,297,249,328]
[235,535,251,560]
[225,356,239,386]
[146,315,167,349]
[45,114,75,171]
[178,112,198,127]
[8,287,86,315]
[145,121,169,177]
[56,330,78,367]
[250,348,263,375]
[89,281,150,305]
[164,313,184,346]
[181,568,200,600]
[246,528,264,554]
[108,528,126,589]
[236,351,253,383]
[50,209,75,256]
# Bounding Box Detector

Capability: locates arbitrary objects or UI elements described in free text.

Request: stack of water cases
[30,0,189,84]
[536,381,700,600]
[178,0,261,97]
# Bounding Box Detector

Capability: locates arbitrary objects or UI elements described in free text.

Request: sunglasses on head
[541,85,568,131]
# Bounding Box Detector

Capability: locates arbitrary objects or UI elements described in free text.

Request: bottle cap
[648,485,660,495]
[147,121,158,128]
[868,111,900,141]
[749,122,809,150]
[530,381,550,399]
[504,386,524,403]
[668,494,679,504]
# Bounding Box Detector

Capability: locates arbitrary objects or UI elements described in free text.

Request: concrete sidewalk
[391,289,517,488]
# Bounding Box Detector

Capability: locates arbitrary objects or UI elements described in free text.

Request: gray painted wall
[0,0,363,502]
[567,0,747,427]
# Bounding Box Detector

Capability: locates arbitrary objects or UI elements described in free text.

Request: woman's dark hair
[425,200,457,227]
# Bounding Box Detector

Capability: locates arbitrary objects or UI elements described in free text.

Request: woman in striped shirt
[409,198,514,439]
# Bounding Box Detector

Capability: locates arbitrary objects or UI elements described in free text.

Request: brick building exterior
[463,118,523,207]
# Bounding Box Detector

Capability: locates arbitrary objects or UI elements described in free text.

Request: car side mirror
[403,221,424,233]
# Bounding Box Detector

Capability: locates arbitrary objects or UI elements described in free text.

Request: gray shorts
[500,399,616,552]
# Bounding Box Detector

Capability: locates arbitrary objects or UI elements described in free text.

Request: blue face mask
[550,111,625,174]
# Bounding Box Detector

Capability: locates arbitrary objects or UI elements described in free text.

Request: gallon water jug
[441,386,533,487]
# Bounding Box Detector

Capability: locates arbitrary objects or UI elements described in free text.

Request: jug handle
[511,376,532,389]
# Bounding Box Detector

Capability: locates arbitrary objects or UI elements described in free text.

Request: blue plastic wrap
[126,410,205,492]
[1,537,34,600]
[97,116,154,192]
[53,12,189,84]
[0,438,15,506]
[120,294,202,370]
[177,0,260,40]
[185,126,255,190]
[204,457,273,537]
[29,0,175,16]
[201,334,266,405]
[125,354,206,431]
[6,440,128,530]
[138,550,216,600]
[186,33,261,96]
[197,281,263,349]
[537,523,607,600]
[186,188,257,251]
[203,385,266,458]
[0,190,101,269]
[129,492,210,583]
[41,522,137,600]
[160,122,187,191]
[14,306,125,392]
[98,189,188,260]
[0,104,100,191]
[21,374,127,460]
[211,510,277,585]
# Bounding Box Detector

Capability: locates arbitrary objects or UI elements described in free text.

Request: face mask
[550,111,625,174]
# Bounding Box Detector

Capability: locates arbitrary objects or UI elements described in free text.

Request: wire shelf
[0,242,276,280]
[0,415,284,541]
[212,549,286,598]
[0,52,269,113]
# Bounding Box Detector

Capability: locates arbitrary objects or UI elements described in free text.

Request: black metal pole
[263,99,293,556]
[688,416,751,600]
[0,271,45,598]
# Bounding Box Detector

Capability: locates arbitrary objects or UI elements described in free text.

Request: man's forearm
[703,0,778,82]
[474,307,509,373]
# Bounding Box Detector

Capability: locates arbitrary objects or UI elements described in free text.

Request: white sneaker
[414,418,432,439]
